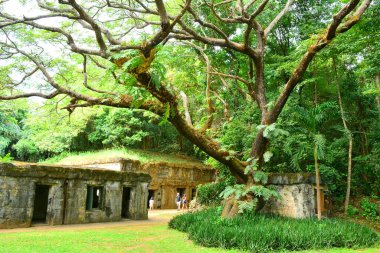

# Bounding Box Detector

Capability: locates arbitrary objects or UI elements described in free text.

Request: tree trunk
[314,144,322,220]
[376,74,380,119]
[334,57,353,216]
[221,197,240,218]
[344,137,353,215]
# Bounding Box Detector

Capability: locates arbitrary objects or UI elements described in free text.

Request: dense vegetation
[0,0,379,216]
[169,208,379,252]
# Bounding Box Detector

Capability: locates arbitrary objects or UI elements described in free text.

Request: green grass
[40,148,204,166]
[169,208,379,253]
[0,223,242,253]
[0,216,379,253]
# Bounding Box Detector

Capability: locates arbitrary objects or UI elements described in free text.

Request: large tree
[0,0,373,214]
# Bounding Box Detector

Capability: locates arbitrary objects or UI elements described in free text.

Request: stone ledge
[0,162,151,183]
[267,173,321,185]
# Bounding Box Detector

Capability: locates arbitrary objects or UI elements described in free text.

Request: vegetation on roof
[41,148,205,167]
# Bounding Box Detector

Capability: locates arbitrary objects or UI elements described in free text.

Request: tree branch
[264,0,294,38]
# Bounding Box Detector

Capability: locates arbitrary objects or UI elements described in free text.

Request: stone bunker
[0,162,150,229]
[0,158,324,229]
[54,157,324,218]
[58,157,216,210]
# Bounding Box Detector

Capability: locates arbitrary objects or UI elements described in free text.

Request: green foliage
[196,182,228,206]
[0,0,379,213]
[0,102,25,156]
[169,208,379,252]
[347,205,359,217]
[0,153,14,163]
[219,184,246,200]
[253,171,268,184]
[12,139,40,162]
[360,198,378,220]
[122,56,143,72]
[219,183,279,214]
[88,108,150,147]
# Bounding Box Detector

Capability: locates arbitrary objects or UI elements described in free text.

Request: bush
[13,138,40,161]
[360,198,378,220]
[196,182,227,206]
[169,208,379,252]
[0,153,14,163]
[347,205,359,217]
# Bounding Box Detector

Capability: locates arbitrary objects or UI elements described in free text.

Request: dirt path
[0,209,183,234]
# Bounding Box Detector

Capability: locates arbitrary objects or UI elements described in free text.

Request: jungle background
[0,0,379,219]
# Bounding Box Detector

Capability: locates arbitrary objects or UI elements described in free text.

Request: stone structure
[138,161,215,209]
[57,158,324,218]
[1,157,324,228]
[262,173,323,218]
[61,157,216,210]
[0,162,150,229]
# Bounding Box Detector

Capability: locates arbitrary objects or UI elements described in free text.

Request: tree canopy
[1,1,379,212]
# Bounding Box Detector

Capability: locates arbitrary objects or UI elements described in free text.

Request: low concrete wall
[0,163,151,229]
[261,173,316,218]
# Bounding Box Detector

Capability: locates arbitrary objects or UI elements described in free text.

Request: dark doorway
[147,190,155,209]
[177,188,186,197]
[121,187,131,219]
[32,185,50,224]
[191,188,196,200]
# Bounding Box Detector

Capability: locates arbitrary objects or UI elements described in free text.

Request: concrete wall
[261,173,316,218]
[139,162,215,209]
[0,163,151,229]
[56,158,216,210]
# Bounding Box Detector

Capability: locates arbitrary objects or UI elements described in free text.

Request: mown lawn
[0,221,379,253]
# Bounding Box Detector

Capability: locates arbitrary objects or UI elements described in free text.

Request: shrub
[13,139,40,161]
[347,205,359,217]
[196,182,227,205]
[360,197,378,220]
[169,208,379,252]
[0,153,14,163]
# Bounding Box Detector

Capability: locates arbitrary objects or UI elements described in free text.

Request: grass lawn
[41,148,204,166]
[0,212,378,253]
[0,223,242,253]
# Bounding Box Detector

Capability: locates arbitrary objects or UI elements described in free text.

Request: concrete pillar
[129,182,148,219]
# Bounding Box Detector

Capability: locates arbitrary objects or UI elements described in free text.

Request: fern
[253,171,268,184]
[237,199,257,214]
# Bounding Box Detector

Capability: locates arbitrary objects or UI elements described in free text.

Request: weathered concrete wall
[67,158,216,209]
[0,163,151,229]
[50,158,318,218]
[261,173,316,218]
[63,180,123,224]
[0,176,35,228]
[129,182,149,219]
[139,162,215,209]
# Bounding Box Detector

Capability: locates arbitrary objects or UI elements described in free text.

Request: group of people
[176,193,188,211]
[148,193,188,211]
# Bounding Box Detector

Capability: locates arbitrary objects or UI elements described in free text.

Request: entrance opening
[177,188,186,197]
[191,188,196,200]
[121,187,131,218]
[147,190,155,209]
[32,185,50,224]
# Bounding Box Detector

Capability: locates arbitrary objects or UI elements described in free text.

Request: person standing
[149,197,154,210]
[182,194,188,210]
[175,193,181,211]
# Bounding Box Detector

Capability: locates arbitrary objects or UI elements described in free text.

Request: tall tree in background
[333,57,353,216]
[0,0,373,216]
